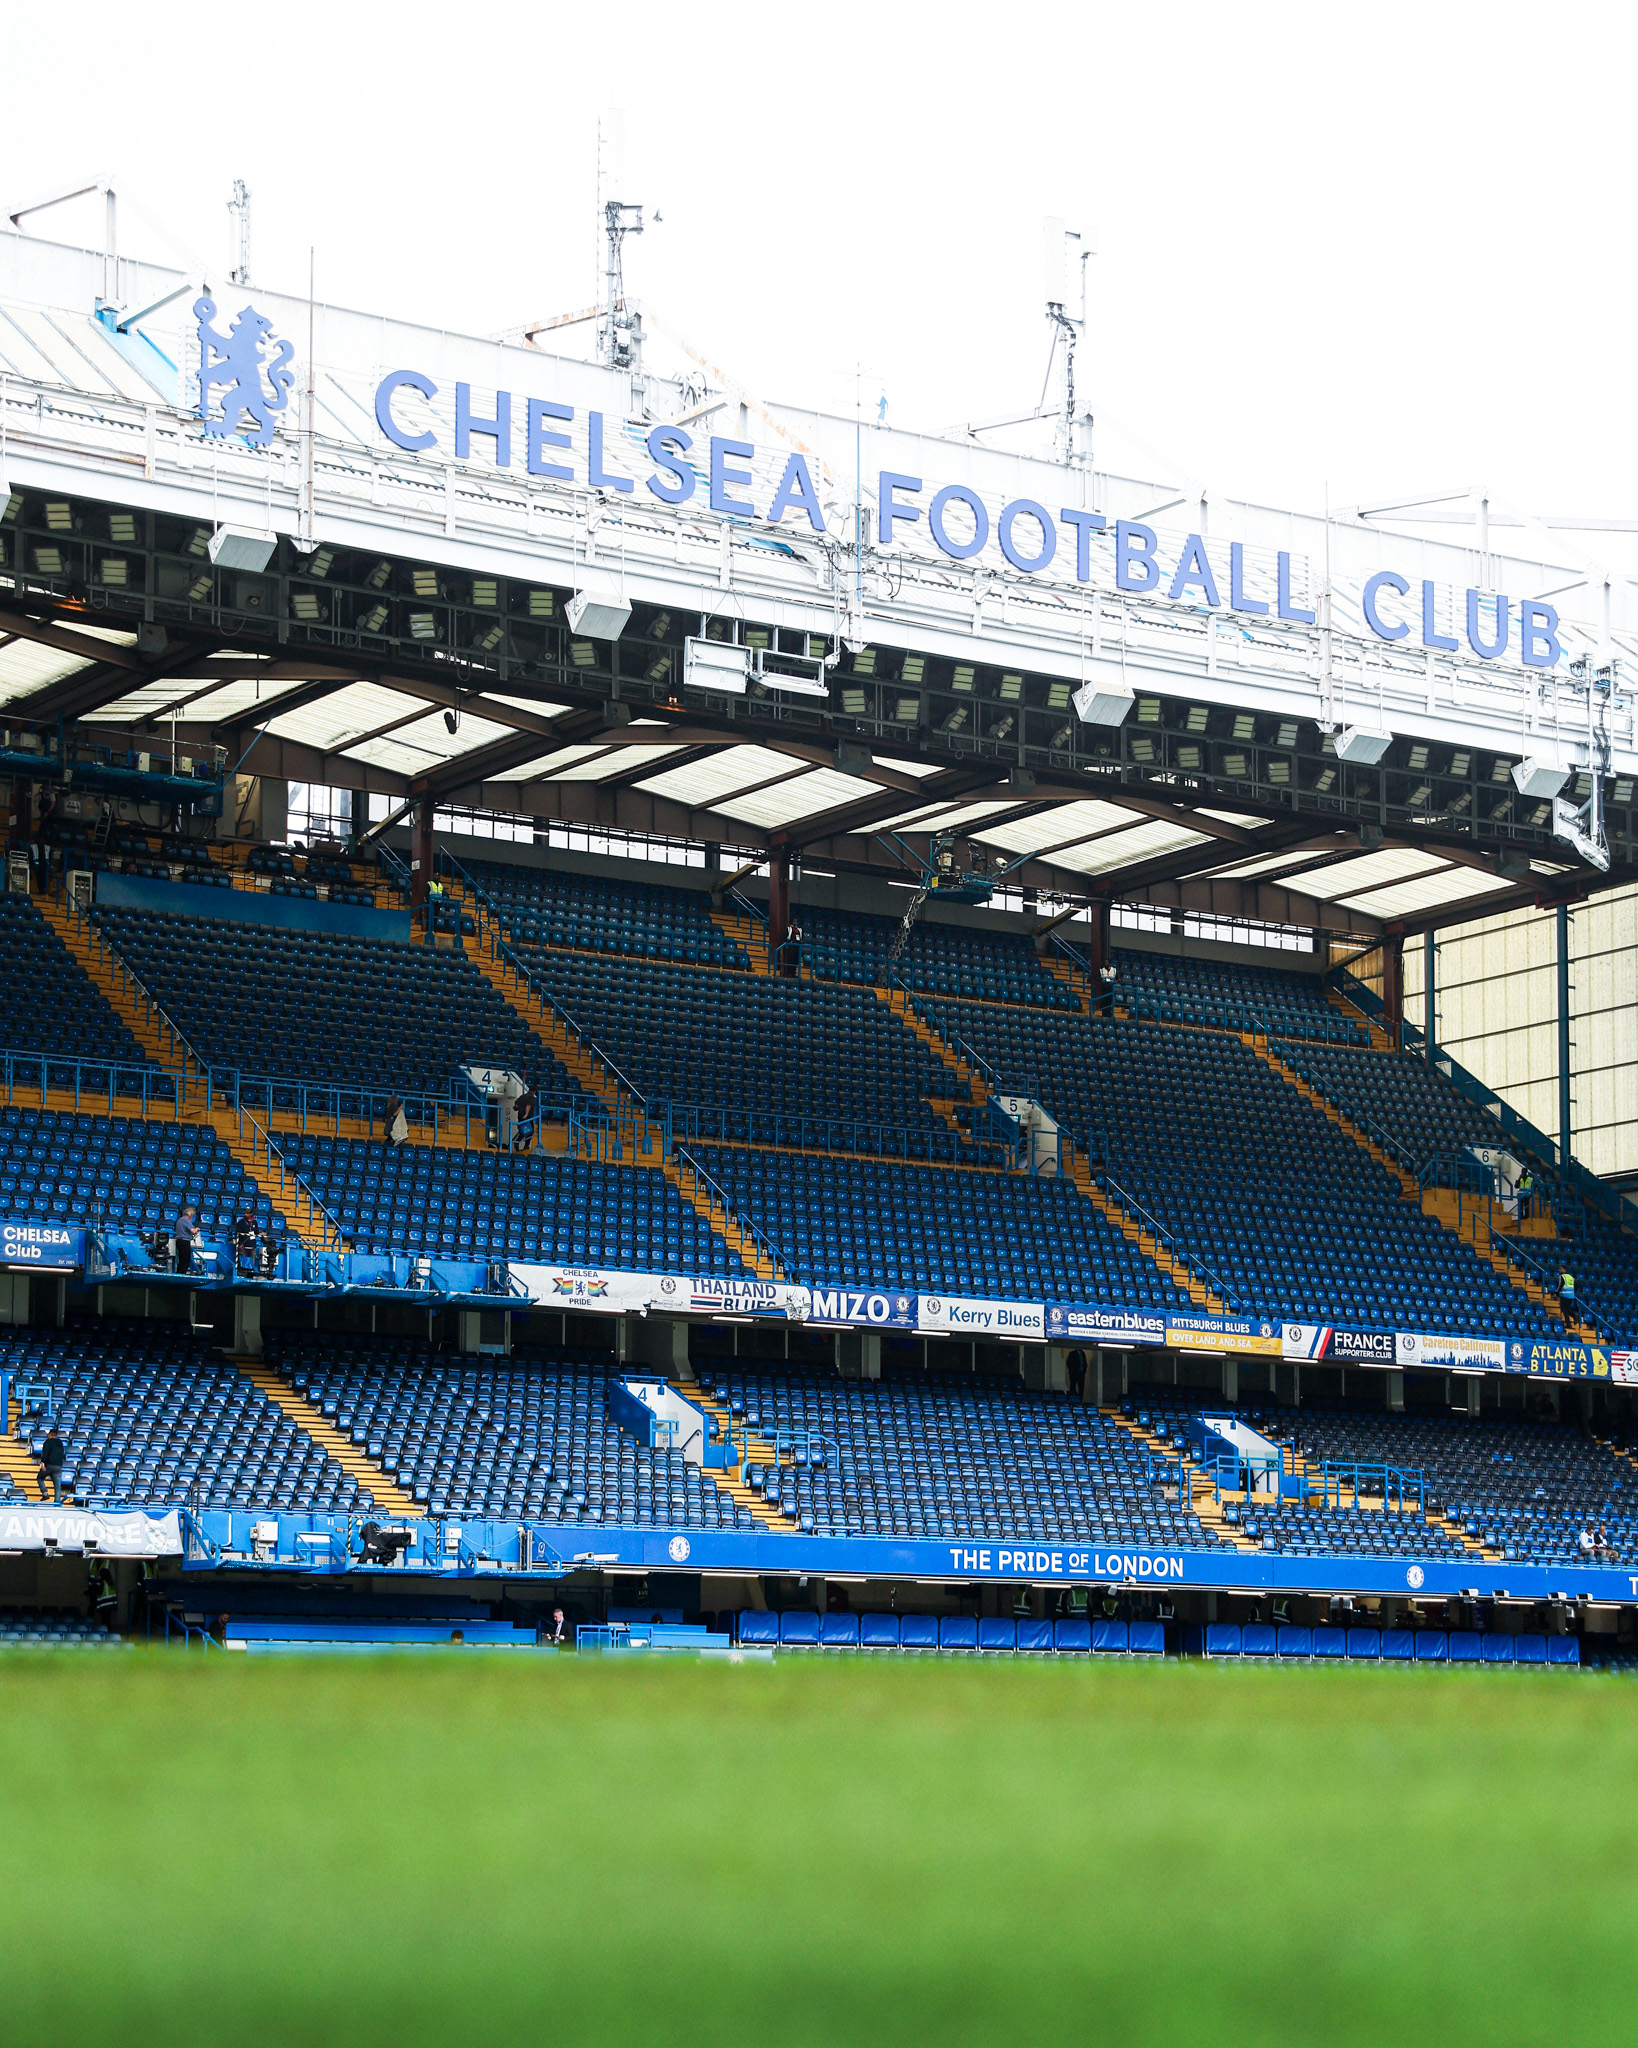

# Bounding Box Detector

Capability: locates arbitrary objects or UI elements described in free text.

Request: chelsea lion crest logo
[667,1535,691,1563]
[1405,1564,1425,1590]
[194,294,295,449]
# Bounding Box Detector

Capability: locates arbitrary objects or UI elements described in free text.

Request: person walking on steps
[40,1426,66,1503]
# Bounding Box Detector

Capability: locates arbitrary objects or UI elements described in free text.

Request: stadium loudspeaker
[206,524,278,572]
[1512,756,1570,799]
[1335,725,1392,765]
[1072,676,1133,727]
[566,584,632,639]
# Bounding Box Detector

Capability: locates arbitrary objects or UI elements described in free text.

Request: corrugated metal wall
[1401,886,1638,1178]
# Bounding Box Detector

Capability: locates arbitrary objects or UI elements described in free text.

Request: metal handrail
[1085,1157,1239,1312]
[654,1099,1002,1168]
[674,1144,792,1280]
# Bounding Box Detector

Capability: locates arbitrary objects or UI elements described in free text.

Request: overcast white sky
[5,1,1635,540]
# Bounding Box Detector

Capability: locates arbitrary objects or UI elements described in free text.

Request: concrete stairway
[1241,1029,1589,1336]
[873,984,990,1106]
[33,894,346,1250]
[1100,1406,1258,1551]
[663,1153,782,1280]
[708,903,773,973]
[1040,951,1091,1014]
[1062,1146,1228,1314]
[0,1429,42,1501]
[235,1359,422,1519]
[672,1369,777,1526]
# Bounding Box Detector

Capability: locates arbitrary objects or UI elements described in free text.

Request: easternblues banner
[1046,1303,1167,1347]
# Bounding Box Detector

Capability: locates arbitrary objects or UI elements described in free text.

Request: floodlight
[565,584,631,639]
[1552,795,1610,872]
[1072,676,1133,727]
[206,524,277,572]
[1512,756,1570,799]
[1336,725,1392,765]
[443,708,458,736]
[684,637,750,694]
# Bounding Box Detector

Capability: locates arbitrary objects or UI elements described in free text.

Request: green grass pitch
[2,1652,1632,2045]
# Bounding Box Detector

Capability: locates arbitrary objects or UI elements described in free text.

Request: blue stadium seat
[1311,1626,1346,1659]
[1276,1624,1313,1658]
[1127,1621,1166,1656]
[859,1612,900,1650]
[1241,1623,1276,1657]
[939,1615,979,1652]
[1345,1626,1381,1660]
[779,1610,821,1648]
[1053,1618,1091,1653]
[1514,1633,1548,1666]
[1091,1619,1129,1654]
[819,1613,859,1649]
[1448,1631,1482,1663]
[1016,1617,1053,1652]
[1480,1634,1515,1666]
[1415,1631,1450,1662]
[978,1617,1017,1652]
[1547,1636,1581,1667]
[898,1614,939,1652]
[1381,1628,1415,1661]
[1205,1623,1242,1657]
[737,1610,778,1646]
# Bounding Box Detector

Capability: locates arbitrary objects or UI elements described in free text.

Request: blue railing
[1086,1162,1239,1312]
[674,1144,793,1279]
[654,1099,1002,1167]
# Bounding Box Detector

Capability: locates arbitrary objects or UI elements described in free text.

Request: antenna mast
[596,111,646,393]
[1043,216,1092,468]
[228,180,251,287]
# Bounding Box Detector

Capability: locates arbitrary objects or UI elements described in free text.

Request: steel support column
[1557,901,1573,1168]
[1424,928,1435,1063]
[1382,933,1404,1051]
[768,850,793,977]
[411,793,434,908]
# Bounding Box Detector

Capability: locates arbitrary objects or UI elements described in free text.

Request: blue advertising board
[0,1220,84,1271]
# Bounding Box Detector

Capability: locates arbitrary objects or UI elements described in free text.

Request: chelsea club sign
[186,291,1566,673]
[194,295,295,449]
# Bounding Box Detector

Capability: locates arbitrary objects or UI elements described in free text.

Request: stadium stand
[694,1361,1224,1544]
[1113,947,1369,1044]
[0,897,151,1075]
[512,950,966,1137]
[1,1319,366,1512]
[90,906,577,1100]
[918,1003,1565,1332]
[692,1146,1191,1304]
[265,1334,756,1527]
[463,858,752,968]
[0,1610,128,1648]
[0,1105,283,1241]
[798,903,1080,1009]
[282,1135,749,1270]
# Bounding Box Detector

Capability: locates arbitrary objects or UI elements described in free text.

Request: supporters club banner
[1507,1338,1611,1381]
[0,1507,181,1556]
[916,1295,1045,1339]
[1168,1314,1281,1357]
[1397,1332,1507,1371]
[1282,1325,1399,1367]
[512,1265,811,1321]
[1046,1303,1168,1347]
[807,1288,919,1331]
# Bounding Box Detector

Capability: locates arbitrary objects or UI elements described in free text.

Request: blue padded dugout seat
[1311,1626,1346,1659]
[898,1614,938,1652]
[1381,1629,1415,1662]
[1054,1618,1091,1653]
[1276,1625,1313,1658]
[1241,1623,1277,1658]
[1016,1617,1053,1652]
[1514,1633,1548,1666]
[978,1617,1017,1652]
[737,1610,778,1646]
[859,1612,899,1650]
[1547,1636,1581,1667]
[1205,1622,1241,1658]
[779,1610,821,1648]
[1128,1621,1166,1656]
[1346,1626,1382,1660]
[1480,1634,1515,1665]
[1091,1619,1129,1654]
[1448,1631,1482,1663]
[819,1613,859,1648]
[1415,1631,1450,1662]
[939,1615,979,1652]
